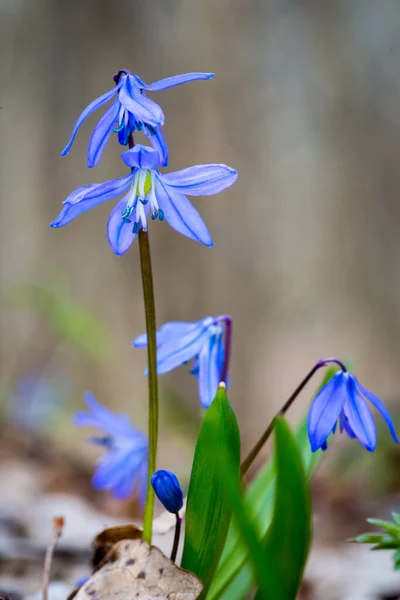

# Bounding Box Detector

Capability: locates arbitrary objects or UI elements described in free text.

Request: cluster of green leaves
[179,369,336,599]
[353,515,400,570]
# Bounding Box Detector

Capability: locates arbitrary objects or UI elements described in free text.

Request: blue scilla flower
[308,370,399,452]
[134,316,230,408]
[61,69,214,168]
[51,145,237,255]
[73,392,148,501]
[151,470,183,514]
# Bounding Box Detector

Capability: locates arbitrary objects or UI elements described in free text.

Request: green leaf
[181,384,241,596]
[393,513,400,526]
[213,430,278,599]
[367,518,400,538]
[352,533,392,545]
[253,417,311,600]
[207,367,336,600]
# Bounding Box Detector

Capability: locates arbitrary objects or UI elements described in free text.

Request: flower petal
[121,144,160,170]
[162,164,238,196]
[61,87,118,156]
[197,333,224,408]
[143,72,214,92]
[73,391,133,438]
[50,174,133,228]
[119,76,164,127]
[133,319,211,349]
[87,98,120,168]
[155,321,211,375]
[106,196,145,256]
[343,375,376,451]
[145,125,168,167]
[154,178,213,246]
[355,379,399,443]
[93,446,146,498]
[307,372,347,452]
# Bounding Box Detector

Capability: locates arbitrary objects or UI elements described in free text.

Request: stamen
[121,206,134,222]
[113,122,124,133]
[140,198,148,205]
[132,222,140,234]
[158,209,165,222]
[151,211,158,220]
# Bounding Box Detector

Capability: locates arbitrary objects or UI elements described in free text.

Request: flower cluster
[58,67,398,514]
[53,69,237,255]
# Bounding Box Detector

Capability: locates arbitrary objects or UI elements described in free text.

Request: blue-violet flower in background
[308,370,398,452]
[61,69,214,168]
[51,145,237,255]
[73,392,148,501]
[151,470,183,514]
[134,316,229,408]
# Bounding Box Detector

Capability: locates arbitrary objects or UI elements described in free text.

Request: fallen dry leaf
[92,525,142,569]
[75,538,203,600]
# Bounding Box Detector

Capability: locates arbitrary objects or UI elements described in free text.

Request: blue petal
[343,376,376,451]
[307,372,347,452]
[87,98,120,168]
[133,319,211,349]
[50,174,133,228]
[121,144,160,170]
[61,87,118,156]
[144,125,168,167]
[93,446,146,499]
[73,391,133,437]
[154,177,213,246]
[119,75,164,127]
[197,333,224,408]
[106,196,144,256]
[143,72,215,92]
[155,321,212,375]
[355,379,399,443]
[162,164,238,196]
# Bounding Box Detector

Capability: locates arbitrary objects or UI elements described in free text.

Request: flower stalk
[171,513,182,562]
[240,357,347,476]
[138,228,159,544]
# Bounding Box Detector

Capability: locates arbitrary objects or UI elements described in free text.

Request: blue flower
[73,392,148,501]
[151,470,183,514]
[308,371,399,452]
[133,316,229,408]
[51,145,237,255]
[61,69,214,168]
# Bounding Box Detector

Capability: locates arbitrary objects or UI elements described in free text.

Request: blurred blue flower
[151,470,183,514]
[51,145,237,255]
[73,392,148,501]
[8,376,64,432]
[134,316,229,408]
[308,371,399,452]
[61,69,214,168]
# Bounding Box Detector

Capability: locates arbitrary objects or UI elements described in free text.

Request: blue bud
[151,469,183,513]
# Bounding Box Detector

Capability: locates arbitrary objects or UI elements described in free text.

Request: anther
[158,209,165,222]
[121,206,134,222]
[151,211,158,220]
[132,222,141,234]
[139,197,148,205]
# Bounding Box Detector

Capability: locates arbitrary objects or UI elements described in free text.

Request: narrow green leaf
[181,385,240,596]
[214,436,278,598]
[253,417,311,600]
[367,518,400,538]
[207,367,336,600]
[393,513,400,526]
[352,533,391,545]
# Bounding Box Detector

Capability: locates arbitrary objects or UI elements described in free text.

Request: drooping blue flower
[51,145,237,255]
[73,392,148,501]
[133,316,229,408]
[61,69,214,168]
[151,470,183,514]
[308,370,399,452]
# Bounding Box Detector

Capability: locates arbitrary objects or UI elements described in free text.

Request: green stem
[139,229,159,544]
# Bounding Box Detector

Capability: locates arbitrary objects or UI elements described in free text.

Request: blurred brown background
[1,0,400,473]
